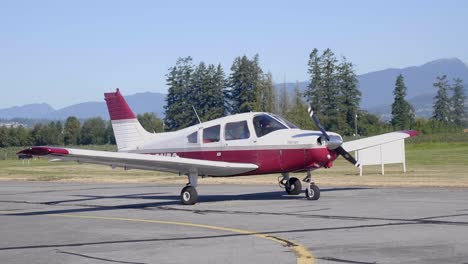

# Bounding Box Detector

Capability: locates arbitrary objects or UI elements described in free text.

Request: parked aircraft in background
[18,89,419,205]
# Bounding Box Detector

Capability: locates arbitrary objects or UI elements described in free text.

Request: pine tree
[210,64,227,119]
[313,49,344,131]
[432,75,451,122]
[190,62,208,122]
[391,74,415,129]
[164,57,195,130]
[305,48,322,109]
[337,57,361,135]
[187,62,226,122]
[227,55,263,113]
[450,78,466,126]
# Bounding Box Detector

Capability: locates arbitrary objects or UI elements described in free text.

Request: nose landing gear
[303,170,320,200]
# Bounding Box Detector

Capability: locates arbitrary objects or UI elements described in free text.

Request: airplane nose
[324,135,343,150]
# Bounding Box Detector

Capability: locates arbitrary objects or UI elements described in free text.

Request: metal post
[380,145,384,176]
[354,113,358,137]
[402,139,406,173]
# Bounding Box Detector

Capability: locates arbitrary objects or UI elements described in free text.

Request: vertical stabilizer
[104,89,151,151]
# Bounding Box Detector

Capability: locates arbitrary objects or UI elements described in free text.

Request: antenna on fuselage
[192,105,202,124]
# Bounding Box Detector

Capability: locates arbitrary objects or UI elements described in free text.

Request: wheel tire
[180,186,198,205]
[305,184,320,200]
[285,177,302,195]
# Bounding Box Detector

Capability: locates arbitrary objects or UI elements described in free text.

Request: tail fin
[104,89,151,151]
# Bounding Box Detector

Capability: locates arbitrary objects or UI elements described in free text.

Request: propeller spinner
[307,106,360,167]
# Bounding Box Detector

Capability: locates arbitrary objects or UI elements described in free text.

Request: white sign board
[355,139,406,176]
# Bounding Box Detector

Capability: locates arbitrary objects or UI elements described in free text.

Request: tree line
[0,113,163,147]
[163,49,466,136]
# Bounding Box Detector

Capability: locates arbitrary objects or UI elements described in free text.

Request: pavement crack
[317,256,377,264]
[3,199,468,227]
[56,250,146,264]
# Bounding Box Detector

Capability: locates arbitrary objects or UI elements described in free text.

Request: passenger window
[253,114,287,137]
[203,125,220,143]
[187,131,198,143]
[225,121,250,140]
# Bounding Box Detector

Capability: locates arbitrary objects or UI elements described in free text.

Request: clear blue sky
[1,0,467,109]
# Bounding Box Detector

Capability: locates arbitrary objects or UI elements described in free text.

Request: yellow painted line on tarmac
[50,213,315,264]
[0,210,15,214]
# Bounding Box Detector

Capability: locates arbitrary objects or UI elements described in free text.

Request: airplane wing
[17,146,258,177]
[342,130,419,152]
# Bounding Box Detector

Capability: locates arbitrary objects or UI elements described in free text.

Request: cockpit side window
[187,131,198,143]
[253,114,287,137]
[203,125,220,143]
[225,121,250,140]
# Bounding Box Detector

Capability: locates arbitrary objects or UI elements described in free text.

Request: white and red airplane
[18,89,418,205]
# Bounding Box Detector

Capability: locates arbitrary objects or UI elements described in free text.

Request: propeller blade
[307,105,329,140]
[335,146,360,167]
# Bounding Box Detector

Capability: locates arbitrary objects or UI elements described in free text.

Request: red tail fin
[104,88,136,120]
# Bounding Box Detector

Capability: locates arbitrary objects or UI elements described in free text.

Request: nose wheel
[303,170,320,200]
[305,183,320,200]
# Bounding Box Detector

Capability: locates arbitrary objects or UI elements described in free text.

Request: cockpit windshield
[271,114,299,129]
[253,114,288,137]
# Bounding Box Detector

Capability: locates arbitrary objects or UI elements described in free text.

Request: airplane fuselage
[115,112,341,176]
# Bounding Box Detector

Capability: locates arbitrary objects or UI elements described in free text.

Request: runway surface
[1,181,467,264]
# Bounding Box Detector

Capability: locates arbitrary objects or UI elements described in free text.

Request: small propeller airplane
[18,89,418,205]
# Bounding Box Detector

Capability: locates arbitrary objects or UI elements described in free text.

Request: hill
[0,92,166,121]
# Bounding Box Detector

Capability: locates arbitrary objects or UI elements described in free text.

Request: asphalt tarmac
[0,181,467,264]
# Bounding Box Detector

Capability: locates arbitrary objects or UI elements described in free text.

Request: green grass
[0,141,467,187]
[406,142,468,166]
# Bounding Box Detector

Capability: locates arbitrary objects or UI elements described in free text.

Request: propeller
[307,106,360,167]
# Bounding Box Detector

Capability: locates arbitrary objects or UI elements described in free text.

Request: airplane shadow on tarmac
[6,187,370,216]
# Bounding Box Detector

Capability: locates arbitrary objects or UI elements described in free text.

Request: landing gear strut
[279,173,302,195]
[303,170,320,200]
[180,171,198,205]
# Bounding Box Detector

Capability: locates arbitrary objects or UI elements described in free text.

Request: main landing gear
[180,171,198,205]
[279,171,320,200]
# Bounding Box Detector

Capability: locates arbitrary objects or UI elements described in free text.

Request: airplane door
[222,120,258,164]
[201,124,223,161]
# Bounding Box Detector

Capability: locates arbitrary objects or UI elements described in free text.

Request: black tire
[180,186,198,205]
[305,184,320,200]
[285,177,302,195]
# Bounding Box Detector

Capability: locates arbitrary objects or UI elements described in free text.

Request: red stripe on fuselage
[151,148,335,175]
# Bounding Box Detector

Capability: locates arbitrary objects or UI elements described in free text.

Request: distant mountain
[0,92,166,121]
[0,103,54,119]
[358,58,468,108]
[46,92,166,120]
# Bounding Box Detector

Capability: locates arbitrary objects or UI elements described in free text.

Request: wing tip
[17,146,69,156]
[400,130,419,138]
